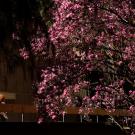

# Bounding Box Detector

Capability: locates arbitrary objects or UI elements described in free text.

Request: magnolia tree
[12,0,135,134]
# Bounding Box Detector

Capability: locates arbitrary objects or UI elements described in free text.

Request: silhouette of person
[0,94,8,122]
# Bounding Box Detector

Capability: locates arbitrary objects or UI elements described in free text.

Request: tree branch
[99,6,135,28]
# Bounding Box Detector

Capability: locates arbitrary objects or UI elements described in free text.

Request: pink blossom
[19,48,29,60]
[129,105,135,113]
[37,117,44,124]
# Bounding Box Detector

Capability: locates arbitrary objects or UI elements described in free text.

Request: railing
[65,107,135,116]
[65,107,135,127]
[0,105,134,123]
[0,104,134,116]
[0,104,37,113]
[0,104,37,122]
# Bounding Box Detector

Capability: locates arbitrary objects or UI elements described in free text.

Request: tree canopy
[0,0,135,134]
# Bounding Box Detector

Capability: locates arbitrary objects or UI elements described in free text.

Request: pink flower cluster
[19,48,29,60]
[31,36,46,55]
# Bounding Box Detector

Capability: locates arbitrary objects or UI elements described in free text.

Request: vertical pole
[62,113,65,123]
[80,115,83,123]
[125,117,128,126]
[21,113,24,122]
[96,115,99,123]
[111,117,114,123]
[21,104,24,122]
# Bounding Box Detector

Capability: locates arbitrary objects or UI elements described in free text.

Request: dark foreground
[0,123,127,135]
